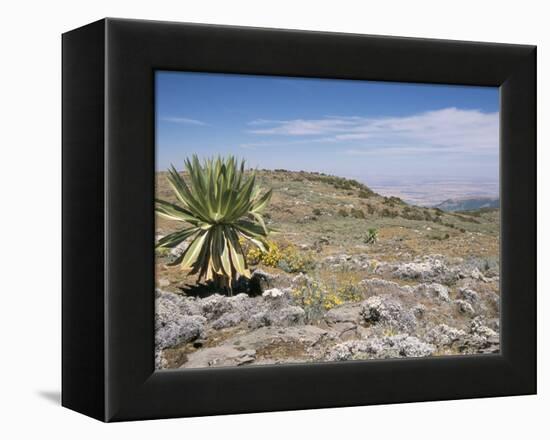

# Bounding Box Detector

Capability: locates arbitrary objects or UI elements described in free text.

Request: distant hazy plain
[367,177,499,206]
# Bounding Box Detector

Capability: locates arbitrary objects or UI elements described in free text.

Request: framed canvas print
[62,18,536,422]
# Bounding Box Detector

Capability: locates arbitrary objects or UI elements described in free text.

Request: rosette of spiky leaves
[155,155,272,290]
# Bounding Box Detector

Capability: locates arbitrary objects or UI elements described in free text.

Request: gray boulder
[155,315,206,349]
[201,293,266,329]
[470,316,499,339]
[425,324,466,346]
[414,283,450,302]
[411,304,427,319]
[454,299,475,316]
[233,325,328,350]
[360,295,417,332]
[323,303,362,340]
[453,317,500,354]
[155,289,202,316]
[183,347,256,368]
[388,255,462,284]
[155,290,207,349]
[458,287,480,303]
[248,269,280,294]
[470,267,489,282]
[200,294,234,320]
[360,278,413,297]
[182,325,329,367]
[211,312,244,330]
[249,305,306,329]
[326,334,435,361]
[392,255,447,281]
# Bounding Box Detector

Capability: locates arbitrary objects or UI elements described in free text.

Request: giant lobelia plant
[155,155,272,293]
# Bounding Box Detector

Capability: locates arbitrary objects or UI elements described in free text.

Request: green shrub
[358,189,372,198]
[291,274,363,323]
[364,228,378,244]
[246,240,315,274]
[381,208,397,218]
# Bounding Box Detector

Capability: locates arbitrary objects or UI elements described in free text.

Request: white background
[0,0,546,437]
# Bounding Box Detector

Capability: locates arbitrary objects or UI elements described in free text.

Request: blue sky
[156,71,499,186]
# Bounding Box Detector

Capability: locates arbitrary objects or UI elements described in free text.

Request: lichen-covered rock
[262,288,292,309]
[392,255,448,281]
[324,303,362,324]
[470,267,489,282]
[155,349,167,370]
[155,315,206,349]
[450,317,500,354]
[200,294,234,320]
[414,283,450,302]
[458,287,480,303]
[470,316,498,339]
[386,255,462,284]
[360,278,413,297]
[411,304,426,319]
[323,303,362,340]
[249,305,306,328]
[454,299,475,316]
[248,269,280,294]
[323,254,352,266]
[211,312,244,330]
[425,324,466,346]
[156,289,202,316]
[262,288,286,299]
[326,334,435,361]
[360,296,416,332]
[155,290,207,349]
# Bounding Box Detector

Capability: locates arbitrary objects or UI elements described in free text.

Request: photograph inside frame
[154,71,500,370]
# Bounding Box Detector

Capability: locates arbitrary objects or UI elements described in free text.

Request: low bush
[381,208,398,218]
[291,273,363,322]
[246,241,315,274]
[358,189,372,199]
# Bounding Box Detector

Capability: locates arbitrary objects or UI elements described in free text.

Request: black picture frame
[62,18,536,422]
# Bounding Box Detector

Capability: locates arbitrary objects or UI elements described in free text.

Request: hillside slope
[156,169,500,262]
[435,197,499,212]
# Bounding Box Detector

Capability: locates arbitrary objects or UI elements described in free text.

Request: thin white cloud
[247,119,287,126]
[160,116,207,126]
[248,118,358,135]
[246,108,499,155]
[240,137,337,150]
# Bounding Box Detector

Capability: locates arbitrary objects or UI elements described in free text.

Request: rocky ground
[156,254,499,369]
[155,169,499,369]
